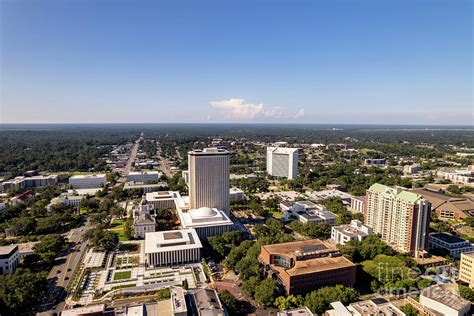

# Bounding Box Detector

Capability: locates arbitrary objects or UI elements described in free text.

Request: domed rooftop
[190,207,217,218]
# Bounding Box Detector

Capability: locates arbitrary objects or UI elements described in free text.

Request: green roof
[369,183,423,203]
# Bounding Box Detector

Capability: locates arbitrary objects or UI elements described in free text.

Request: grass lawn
[114,271,132,281]
[113,229,129,241]
[270,210,284,219]
[111,219,126,228]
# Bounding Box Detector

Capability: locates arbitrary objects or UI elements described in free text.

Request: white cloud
[209,98,282,120]
[293,108,305,119]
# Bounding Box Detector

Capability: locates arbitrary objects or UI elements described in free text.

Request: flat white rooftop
[145,229,202,254]
[307,189,353,200]
[146,191,181,201]
[128,171,159,175]
[179,207,233,229]
[69,174,106,179]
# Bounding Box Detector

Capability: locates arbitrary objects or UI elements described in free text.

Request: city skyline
[1,0,472,125]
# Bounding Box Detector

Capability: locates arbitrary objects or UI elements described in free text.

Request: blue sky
[1,0,472,124]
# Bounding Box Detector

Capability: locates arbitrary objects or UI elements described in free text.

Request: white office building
[146,191,182,210]
[307,189,353,205]
[438,170,474,185]
[364,158,386,166]
[188,148,230,214]
[127,171,160,184]
[229,187,245,200]
[350,196,365,212]
[331,220,373,245]
[69,174,106,189]
[1,175,58,192]
[178,207,234,239]
[145,229,202,267]
[0,245,19,275]
[266,147,299,179]
[428,233,474,259]
[404,164,421,174]
[171,287,188,316]
[281,200,336,225]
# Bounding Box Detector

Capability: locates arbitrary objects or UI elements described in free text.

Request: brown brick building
[259,239,356,295]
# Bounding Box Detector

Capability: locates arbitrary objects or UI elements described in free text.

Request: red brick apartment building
[259,239,356,295]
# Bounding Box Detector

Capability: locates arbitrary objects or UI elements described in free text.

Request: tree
[338,235,394,263]
[459,285,474,302]
[7,217,36,236]
[274,295,302,311]
[254,278,277,306]
[243,276,260,298]
[33,234,66,262]
[235,257,261,280]
[447,185,462,195]
[219,290,239,316]
[84,228,118,250]
[400,305,419,316]
[288,221,331,239]
[463,217,474,228]
[264,196,280,212]
[182,279,189,290]
[208,231,244,258]
[0,268,48,313]
[362,255,411,288]
[305,285,359,314]
[124,219,134,239]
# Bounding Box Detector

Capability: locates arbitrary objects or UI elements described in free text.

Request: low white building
[326,299,405,316]
[182,170,189,186]
[134,214,156,239]
[127,171,160,184]
[281,200,336,225]
[229,187,245,200]
[1,175,58,192]
[350,196,365,212]
[17,242,38,259]
[420,285,471,316]
[404,164,421,174]
[145,229,202,267]
[437,169,474,185]
[146,191,182,210]
[171,287,188,316]
[178,207,234,239]
[331,220,373,245]
[69,174,106,189]
[0,245,19,275]
[278,307,314,316]
[134,196,156,239]
[306,189,353,205]
[364,158,386,166]
[47,193,85,214]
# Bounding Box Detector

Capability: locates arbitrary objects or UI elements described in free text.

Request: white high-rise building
[365,183,431,256]
[188,148,230,214]
[266,147,299,179]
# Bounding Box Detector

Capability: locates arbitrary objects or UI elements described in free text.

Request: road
[118,138,140,183]
[37,221,91,315]
[157,153,174,178]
